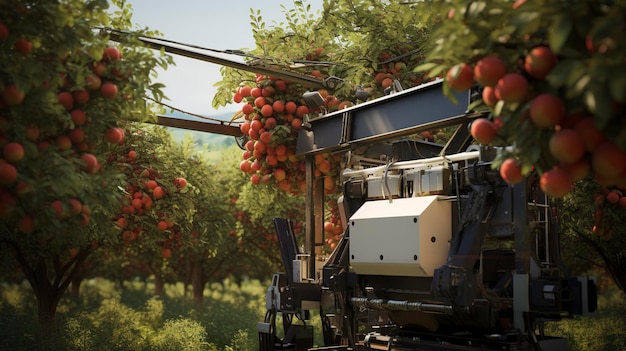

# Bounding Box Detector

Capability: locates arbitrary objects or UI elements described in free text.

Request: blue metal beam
[296,79,475,155]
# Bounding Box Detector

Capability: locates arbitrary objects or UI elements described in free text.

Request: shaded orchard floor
[0,278,267,351]
[0,278,624,351]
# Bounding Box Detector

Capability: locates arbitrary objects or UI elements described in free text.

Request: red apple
[575,117,605,152]
[17,215,35,234]
[174,177,187,188]
[100,82,118,99]
[549,129,585,164]
[500,158,524,184]
[606,191,620,205]
[51,200,66,219]
[474,56,506,87]
[57,92,74,111]
[70,109,87,126]
[56,136,72,151]
[524,46,557,80]
[470,118,497,145]
[103,46,122,62]
[25,125,40,141]
[540,166,573,198]
[0,23,8,41]
[161,248,172,259]
[0,162,17,185]
[446,63,475,92]
[13,37,32,55]
[85,75,101,91]
[80,153,99,174]
[529,94,565,128]
[592,142,626,178]
[3,85,25,106]
[91,62,107,77]
[3,142,24,163]
[73,90,90,105]
[481,86,498,107]
[105,127,125,144]
[68,128,85,143]
[494,73,528,104]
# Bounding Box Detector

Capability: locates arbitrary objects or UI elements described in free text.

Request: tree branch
[570,227,624,290]
[204,248,239,280]
[0,238,35,284]
[55,247,92,301]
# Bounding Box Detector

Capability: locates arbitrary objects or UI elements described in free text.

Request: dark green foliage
[0,279,266,351]
[544,287,626,351]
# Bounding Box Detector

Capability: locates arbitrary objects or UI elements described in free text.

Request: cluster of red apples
[446,46,626,198]
[235,74,341,195]
[0,30,128,234]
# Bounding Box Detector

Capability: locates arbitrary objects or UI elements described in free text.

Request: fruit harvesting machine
[103,28,597,351]
[257,80,598,351]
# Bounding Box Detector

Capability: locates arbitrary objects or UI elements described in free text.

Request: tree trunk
[28,258,79,338]
[154,273,165,296]
[70,278,81,300]
[605,257,626,293]
[1,236,90,343]
[190,260,206,308]
[183,259,191,297]
[117,276,126,291]
[9,247,91,340]
[70,261,88,300]
[35,282,60,338]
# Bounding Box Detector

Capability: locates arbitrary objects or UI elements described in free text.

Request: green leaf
[466,1,487,19]
[590,13,621,42]
[573,74,591,97]
[549,14,572,54]
[493,99,504,117]
[428,64,447,78]
[608,66,626,103]
[585,84,612,130]
[547,59,585,88]
[412,62,439,72]
[510,11,541,31]
[467,98,487,113]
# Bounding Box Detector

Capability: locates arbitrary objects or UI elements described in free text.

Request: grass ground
[0,278,265,351]
[0,278,624,351]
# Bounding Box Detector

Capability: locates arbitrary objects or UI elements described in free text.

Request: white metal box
[293,254,309,283]
[349,196,451,277]
[366,174,401,199]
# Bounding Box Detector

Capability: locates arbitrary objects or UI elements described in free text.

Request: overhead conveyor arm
[104,27,344,136]
[296,79,486,156]
[104,28,334,89]
[156,115,242,137]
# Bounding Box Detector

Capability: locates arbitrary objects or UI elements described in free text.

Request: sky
[125,1,324,118]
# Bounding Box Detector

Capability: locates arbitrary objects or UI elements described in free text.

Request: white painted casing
[349,196,451,277]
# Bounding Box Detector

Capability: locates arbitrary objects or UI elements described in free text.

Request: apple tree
[99,124,199,296]
[0,0,172,335]
[213,0,440,193]
[161,139,238,307]
[422,0,625,191]
[420,0,626,291]
[212,1,443,258]
[560,180,626,292]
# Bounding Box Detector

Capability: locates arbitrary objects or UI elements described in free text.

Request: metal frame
[298,79,482,281]
[296,79,478,156]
